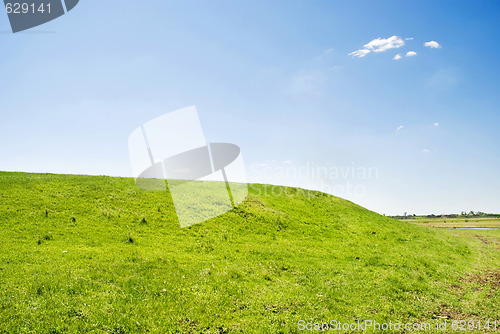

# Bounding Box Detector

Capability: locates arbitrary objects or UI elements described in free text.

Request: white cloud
[393,54,402,60]
[365,36,405,52]
[349,35,405,58]
[397,125,404,130]
[434,122,439,127]
[424,41,441,49]
[422,149,431,153]
[405,51,417,57]
[405,37,414,41]
[348,49,371,58]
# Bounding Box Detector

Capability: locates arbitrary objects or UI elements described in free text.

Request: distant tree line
[388,211,500,220]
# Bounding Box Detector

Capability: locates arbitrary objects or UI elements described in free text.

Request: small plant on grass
[126,233,134,244]
[36,233,53,244]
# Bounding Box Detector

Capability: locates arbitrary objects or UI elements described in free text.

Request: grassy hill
[0,172,498,333]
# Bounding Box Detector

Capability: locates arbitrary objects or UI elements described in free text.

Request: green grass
[0,171,498,333]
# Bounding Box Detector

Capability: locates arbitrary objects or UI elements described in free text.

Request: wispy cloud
[434,122,439,127]
[405,51,417,57]
[348,49,371,58]
[426,68,460,90]
[424,41,441,49]
[393,54,402,60]
[349,36,405,58]
[397,125,404,130]
[316,48,334,61]
[286,69,326,97]
[405,37,414,41]
[422,149,431,153]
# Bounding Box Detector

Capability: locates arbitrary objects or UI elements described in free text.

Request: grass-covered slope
[0,172,498,333]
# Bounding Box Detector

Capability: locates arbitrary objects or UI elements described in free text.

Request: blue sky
[1,0,499,215]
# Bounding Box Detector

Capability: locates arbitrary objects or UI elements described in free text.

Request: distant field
[0,172,499,333]
[403,217,500,228]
